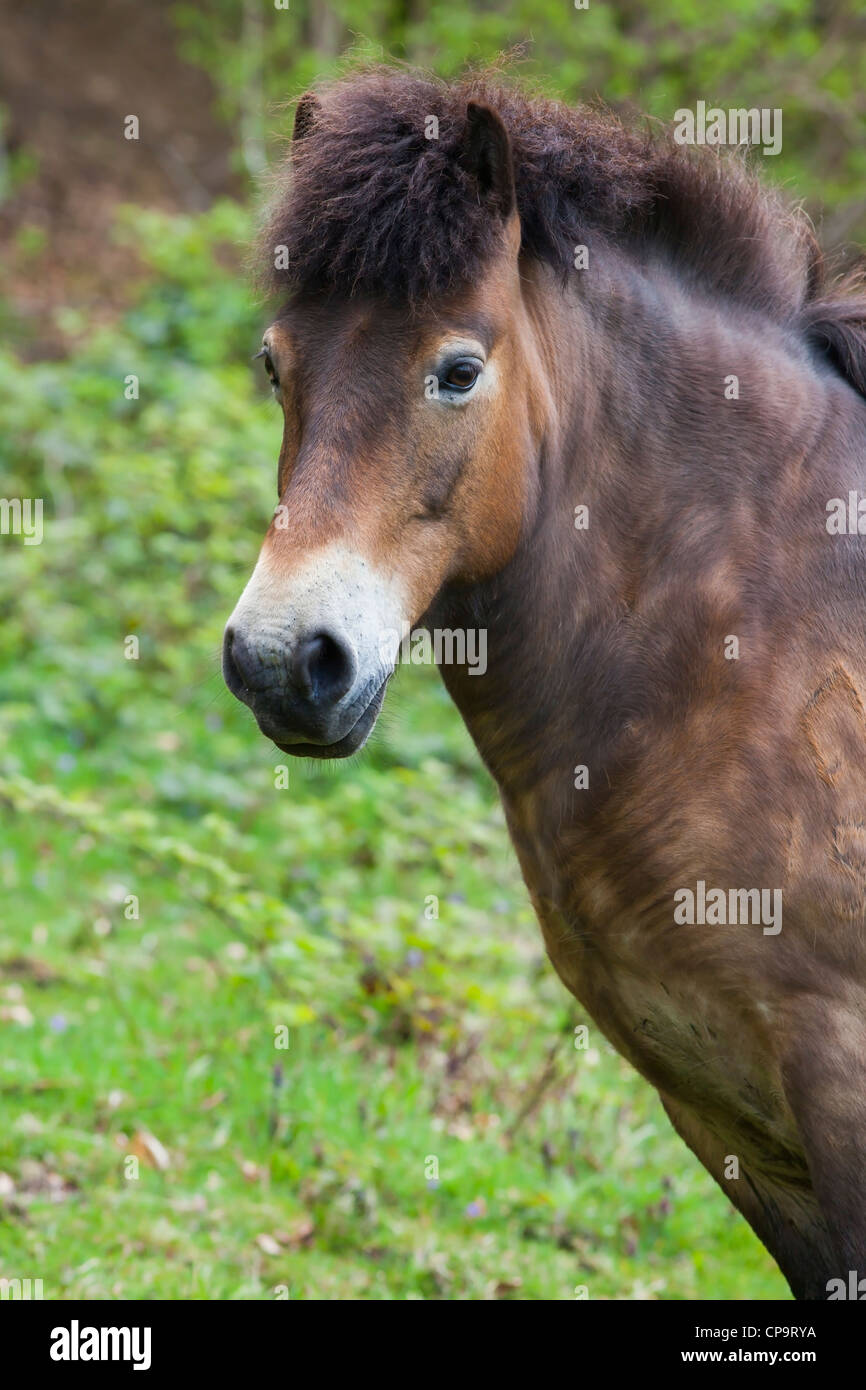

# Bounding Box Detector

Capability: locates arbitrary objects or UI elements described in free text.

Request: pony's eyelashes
[429,340,489,404]
[254,343,282,395]
[259,324,302,396]
[264,353,280,393]
[438,355,483,395]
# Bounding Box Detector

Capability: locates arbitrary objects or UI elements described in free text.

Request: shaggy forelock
[259,68,812,308]
[256,66,866,396]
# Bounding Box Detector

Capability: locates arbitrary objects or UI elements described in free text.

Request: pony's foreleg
[658,1090,838,1299]
[780,1003,866,1300]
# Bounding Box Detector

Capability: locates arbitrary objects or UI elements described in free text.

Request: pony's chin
[270,677,389,760]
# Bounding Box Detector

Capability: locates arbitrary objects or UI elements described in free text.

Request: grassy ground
[0,203,788,1300]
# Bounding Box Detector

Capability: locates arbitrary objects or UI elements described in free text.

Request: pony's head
[224,80,546,756]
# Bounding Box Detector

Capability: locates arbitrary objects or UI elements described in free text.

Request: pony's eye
[440,358,481,392]
[253,346,281,390]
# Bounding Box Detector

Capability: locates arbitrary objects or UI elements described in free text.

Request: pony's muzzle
[222,621,366,751]
[223,543,404,757]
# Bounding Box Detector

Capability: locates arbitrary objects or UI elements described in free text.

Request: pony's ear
[293,92,321,144]
[461,101,515,218]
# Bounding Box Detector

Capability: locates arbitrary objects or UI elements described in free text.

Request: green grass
[0,203,788,1300]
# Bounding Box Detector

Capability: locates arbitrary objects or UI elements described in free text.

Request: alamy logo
[826,492,866,534]
[827,1271,866,1300]
[379,622,487,675]
[49,1321,152,1371]
[0,497,43,545]
[0,1277,43,1299]
[674,881,782,935]
[673,102,782,157]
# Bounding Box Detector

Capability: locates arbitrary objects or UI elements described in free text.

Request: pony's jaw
[271,673,390,760]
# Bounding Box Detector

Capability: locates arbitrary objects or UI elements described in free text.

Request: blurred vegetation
[175,0,866,243]
[4,0,859,1300]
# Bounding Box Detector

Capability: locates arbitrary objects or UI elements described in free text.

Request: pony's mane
[259,66,866,396]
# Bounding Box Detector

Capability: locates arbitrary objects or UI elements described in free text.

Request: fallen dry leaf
[0,955,62,985]
[129,1130,171,1171]
[492,1278,523,1297]
[279,1217,315,1249]
[0,1003,34,1027]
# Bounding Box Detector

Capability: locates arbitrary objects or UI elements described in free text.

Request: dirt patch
[0,0,240,355]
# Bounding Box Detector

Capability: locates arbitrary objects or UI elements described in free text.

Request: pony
[223,68,866,1299]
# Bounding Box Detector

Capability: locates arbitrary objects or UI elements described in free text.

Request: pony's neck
[433,252,834,805]
[540,247,829,543]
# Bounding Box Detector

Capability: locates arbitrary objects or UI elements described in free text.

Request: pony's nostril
[295,630,356,705]
[222,626,254,696]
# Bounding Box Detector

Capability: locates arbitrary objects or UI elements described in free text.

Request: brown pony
[223,68,866,1299]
